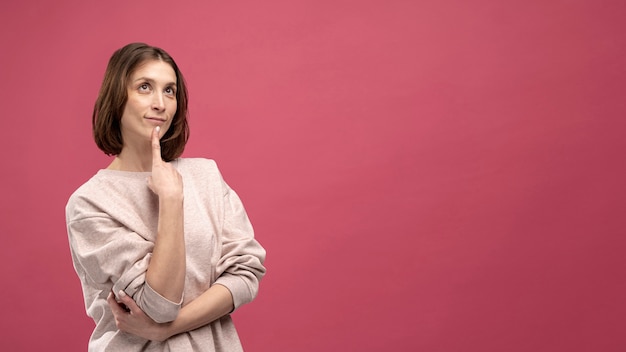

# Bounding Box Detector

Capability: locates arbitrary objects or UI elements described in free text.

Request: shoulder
[65,173,106,221]
[176,157,218,170]
[175,158,222,179]
[66,170,147,222]
[175,158,227,192]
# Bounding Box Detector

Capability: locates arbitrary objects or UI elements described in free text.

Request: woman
[66,42,266,351]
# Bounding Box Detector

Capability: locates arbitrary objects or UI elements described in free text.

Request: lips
[145,117,167,125]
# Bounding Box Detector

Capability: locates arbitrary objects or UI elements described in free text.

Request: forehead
[130,59,177,83]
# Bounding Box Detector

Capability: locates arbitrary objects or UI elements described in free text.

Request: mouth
[145,117,167,125]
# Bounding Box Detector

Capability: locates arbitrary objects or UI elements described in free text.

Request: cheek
[119,105,131,125]
[123,97,142,116]
[168,103,178,122]
[169,100,178,113]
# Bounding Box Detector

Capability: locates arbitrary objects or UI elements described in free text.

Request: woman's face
[120,59,177,148]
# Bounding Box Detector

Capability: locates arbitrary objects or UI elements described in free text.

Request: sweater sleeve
[66,197,182,323]
[213,181,267,311]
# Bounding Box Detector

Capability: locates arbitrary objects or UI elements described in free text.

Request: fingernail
[119,290,126,297]
[156,126,160,133]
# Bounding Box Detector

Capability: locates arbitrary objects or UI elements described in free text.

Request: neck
[108,145,153,172]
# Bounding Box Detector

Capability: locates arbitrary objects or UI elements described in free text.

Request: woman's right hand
[147,126,183,200]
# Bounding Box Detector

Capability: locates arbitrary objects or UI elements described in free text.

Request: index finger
[152,126,162,165]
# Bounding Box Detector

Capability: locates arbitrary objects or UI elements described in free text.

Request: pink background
[1,1,625,351]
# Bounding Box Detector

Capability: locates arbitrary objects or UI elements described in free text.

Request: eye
[165,86,176,96]
[138,83,151,92]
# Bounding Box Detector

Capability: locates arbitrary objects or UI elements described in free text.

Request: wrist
[159,191,184,203]
[155,322,174,342]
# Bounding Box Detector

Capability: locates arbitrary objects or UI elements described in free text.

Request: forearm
[109,283,234,342]
[146,195,185,302]
[164,284,234,338]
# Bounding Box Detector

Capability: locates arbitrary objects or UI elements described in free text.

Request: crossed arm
[108,283,234,341]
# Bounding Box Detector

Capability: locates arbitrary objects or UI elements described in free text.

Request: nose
[152,92,165,111]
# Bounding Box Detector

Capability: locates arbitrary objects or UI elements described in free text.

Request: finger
[152,126,162,165]
[107,291,125,315]
[118,290,141,314]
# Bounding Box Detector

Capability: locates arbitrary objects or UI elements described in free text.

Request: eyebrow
[133,77,177,86]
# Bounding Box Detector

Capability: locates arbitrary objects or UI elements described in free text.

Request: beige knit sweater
[66,158,266,351]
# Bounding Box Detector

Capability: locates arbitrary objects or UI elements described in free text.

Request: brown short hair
[93,43,189,162]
